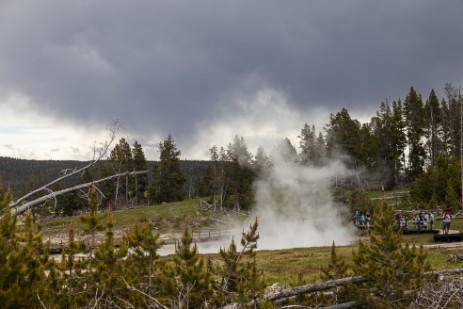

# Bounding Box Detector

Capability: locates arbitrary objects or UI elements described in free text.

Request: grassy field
[41,199,220,238]
[39,199,463,287]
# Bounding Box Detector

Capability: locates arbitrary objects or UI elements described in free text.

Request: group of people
[353,208,454,235]
[394,211,435,231]
[353,210,371,229]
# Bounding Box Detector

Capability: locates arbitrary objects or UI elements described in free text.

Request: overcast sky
[1,1,462,161]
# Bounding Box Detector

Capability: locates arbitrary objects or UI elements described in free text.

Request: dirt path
[424,241,463,249]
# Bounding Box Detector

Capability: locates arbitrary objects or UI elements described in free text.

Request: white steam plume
[252,154,356,249]
[163,153,357,256]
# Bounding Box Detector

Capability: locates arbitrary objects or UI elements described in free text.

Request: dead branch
[9,121,118,209]
[240,268,463,308]
[265,276,365,302]
[11,170,147,215]
[121,277,170,309]
[409,275,463,309]
[319,301,357,309]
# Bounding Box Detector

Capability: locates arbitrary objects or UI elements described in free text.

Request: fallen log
[320,301,356,309]
[266,276,365,302]
[241,268,463,308]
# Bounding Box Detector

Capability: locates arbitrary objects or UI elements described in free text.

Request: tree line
[3,83,463,215]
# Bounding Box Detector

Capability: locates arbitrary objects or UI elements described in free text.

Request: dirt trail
[424,242,463,249]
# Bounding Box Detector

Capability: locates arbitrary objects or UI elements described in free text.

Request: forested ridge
[0,157,87,191]
[0,156,208,197]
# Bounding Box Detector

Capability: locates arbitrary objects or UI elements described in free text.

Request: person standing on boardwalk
[443,211,452,235]
[430,211,435,230]
[354,210,360,226]
[366,212,371,229]
[402,214,408,231]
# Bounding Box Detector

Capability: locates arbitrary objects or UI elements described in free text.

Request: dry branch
[6,122,131,215]
[266,276,365,302]
[11,170,147,215]
[241,268,463,308]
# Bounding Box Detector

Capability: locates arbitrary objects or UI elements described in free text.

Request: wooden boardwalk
[356,224,463,242]
[433,229,463,242]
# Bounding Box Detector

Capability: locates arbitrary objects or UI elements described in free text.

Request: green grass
[255,246,354,287]
[39,199,463,286]
[41,199,218,238]
[254,243,463,287]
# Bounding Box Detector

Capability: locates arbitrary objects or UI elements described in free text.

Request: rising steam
[252,154,356,249]
[191,154,357,255]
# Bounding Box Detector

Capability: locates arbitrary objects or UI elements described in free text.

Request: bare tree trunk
[134,174,139,207]
[239,268,463,308]
[10,170,147,215]
[125,173,129,206]
[114,176,120,210]
[9,121,119,211]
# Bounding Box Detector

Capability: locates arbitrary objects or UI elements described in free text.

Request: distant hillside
[0,156,209,196]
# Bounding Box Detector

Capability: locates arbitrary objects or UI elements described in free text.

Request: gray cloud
[1,1,462,158]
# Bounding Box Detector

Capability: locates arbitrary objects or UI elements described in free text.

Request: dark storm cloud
[0,1,462,150]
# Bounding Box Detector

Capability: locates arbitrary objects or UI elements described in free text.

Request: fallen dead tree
[409,274,463,308]
[11,170,148,215]
[6,121,146,216]
[230,268,463,308]
[9,122,119,211]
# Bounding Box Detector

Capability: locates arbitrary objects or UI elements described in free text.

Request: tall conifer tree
[132,140,148,205]
[353,200,429,308]
[404,87,426,180]
[424,89,442,166]
[150,135,186,203]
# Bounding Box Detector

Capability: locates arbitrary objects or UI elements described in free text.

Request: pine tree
[445,178,460,210]
[215,218,263,306]
[353,200,430,308]
[0,190,51,308]
[150,135,187,203]
[162,230,212,308]
[410,155,461,206]
[226,136,256,211]
[443,83,461,158]
[424,89,443,166]
[132,140,148,206]
[325,108,362,167]
[109,138,133,208]
[253,145,271,176]
[80,186,106,276]
[404,87,426,180]
[298,123,317,165]
[55,228,88,308]
[319,241,349,305]
[275,137,298,163]
[92,207,129,308]
[372,101,405,189]
[124,220,164,306]
[391,100,407,187]
[440,98,452,157]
